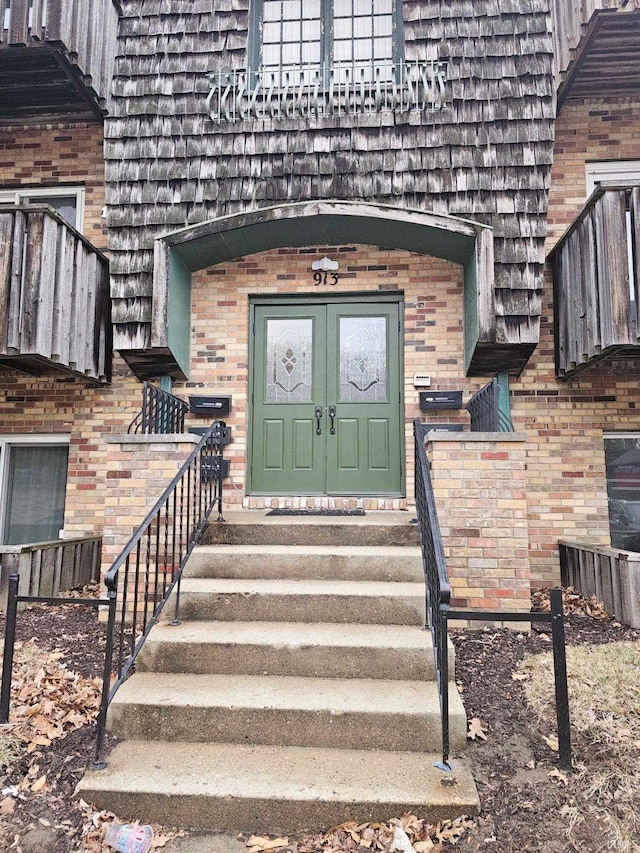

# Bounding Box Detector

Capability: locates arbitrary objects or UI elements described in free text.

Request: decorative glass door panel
[250,300,402,496]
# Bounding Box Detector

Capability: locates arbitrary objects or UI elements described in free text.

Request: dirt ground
[0,591,639,852]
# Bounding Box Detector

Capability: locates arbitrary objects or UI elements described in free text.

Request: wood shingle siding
[106,0,554,377]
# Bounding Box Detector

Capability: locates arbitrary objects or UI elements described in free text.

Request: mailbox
[419,390,463,411]
[189,424,232,445]
[189,395,231,416]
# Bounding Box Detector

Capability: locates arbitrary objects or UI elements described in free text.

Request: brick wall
[427,434,531,615]
[0,119,147,540]
[510,96,640,585]
[0,119,107,251]
[0,360,145,537]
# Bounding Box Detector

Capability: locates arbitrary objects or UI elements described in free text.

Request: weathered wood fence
[0,536,101,613]
[0,0,120,107]
[0,206,111,382]
[559,539,640,628]
[551,185,640,378]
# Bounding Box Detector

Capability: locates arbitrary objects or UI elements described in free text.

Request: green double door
[250,299,403,496]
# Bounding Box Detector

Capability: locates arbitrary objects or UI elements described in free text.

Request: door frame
[247,292,405,497]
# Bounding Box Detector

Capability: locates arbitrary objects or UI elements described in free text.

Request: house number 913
[313,272,339,286]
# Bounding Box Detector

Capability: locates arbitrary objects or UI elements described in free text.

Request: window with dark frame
[248,0,402,78]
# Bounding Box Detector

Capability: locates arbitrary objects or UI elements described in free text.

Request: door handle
[328,405,336,435]
[315,405,323,435]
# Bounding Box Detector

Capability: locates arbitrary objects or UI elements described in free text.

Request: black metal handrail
[0,421,226,768]
[127,382,188,434]
[467,377,514,432]
[413,419,572,771]
[413,419,452,766]
[96,420,226,763]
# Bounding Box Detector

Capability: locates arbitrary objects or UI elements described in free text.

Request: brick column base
[101,434,200,580]
[426,432,531,626]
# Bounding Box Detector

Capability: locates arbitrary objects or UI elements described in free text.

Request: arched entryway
[143,200,496,380]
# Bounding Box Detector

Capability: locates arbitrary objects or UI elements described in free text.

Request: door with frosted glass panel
[250,301,402,495]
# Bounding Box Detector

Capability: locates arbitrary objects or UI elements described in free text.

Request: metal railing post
[0,574,19,724]
[91,590,117,769]
[439,603,451,769]
[550,587,573,772]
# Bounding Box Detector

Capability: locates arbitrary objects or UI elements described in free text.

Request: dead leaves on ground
[532,587,610,621]
[467,717,488,741]
[289,812,474,853]
[0,641,101,754]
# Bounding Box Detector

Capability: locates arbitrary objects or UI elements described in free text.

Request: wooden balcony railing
[551,185,640,379]
[551,0,640,88]
[0,206,111,383]
[0,0,120,110]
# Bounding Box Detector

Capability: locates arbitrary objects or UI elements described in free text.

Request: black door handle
[315,405,323,435]
[329,405,336,435]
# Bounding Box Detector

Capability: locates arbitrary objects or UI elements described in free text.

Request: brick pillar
[426,432,531,620]
[101,434,200,579]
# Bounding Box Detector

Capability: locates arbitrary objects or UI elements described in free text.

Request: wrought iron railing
[206,59,446,122]
[467,377,514,432]
[127,382,188,435]
[0,421,226,767]
[413,419,572,771]
[413,419,452,767]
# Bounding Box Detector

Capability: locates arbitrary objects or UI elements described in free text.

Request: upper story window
[249,0,402,79]
[208,1,445,122]
[0,186,84,231]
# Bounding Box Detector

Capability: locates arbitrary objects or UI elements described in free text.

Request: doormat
[265,508,366,517]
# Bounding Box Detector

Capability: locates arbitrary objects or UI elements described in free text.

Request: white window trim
[0,435,71,545]
[0,185,85,233]
[586,160,640,195]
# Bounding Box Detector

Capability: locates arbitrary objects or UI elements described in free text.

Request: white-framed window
[0,435,70,546]
[604,432,640,552]
[586,160,640,195]
[0,185,85,231]
[249,0,403,81]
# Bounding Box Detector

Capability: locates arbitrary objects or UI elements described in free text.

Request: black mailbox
[426,423,464,432]
[189,425,232,445]
[419,390,463,411]
[189,395,231,416]
[200,456,230,481]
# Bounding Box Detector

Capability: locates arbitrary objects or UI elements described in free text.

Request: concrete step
[108,673,467,753]
[79,741,479,833]
[203,511,419,548]
[169,578,424,625]
[186,544,423,582]
[137,620,451,681]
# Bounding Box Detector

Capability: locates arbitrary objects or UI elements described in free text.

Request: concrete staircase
[81,512,479,833]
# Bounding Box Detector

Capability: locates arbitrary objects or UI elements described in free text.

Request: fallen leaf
[31,774,47,793]
[0,797,15,815]
[543,734,559,751]
[548,768,568,786]
[511,672,528,681]
[467,718,488,741]
[414,841,435,852]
